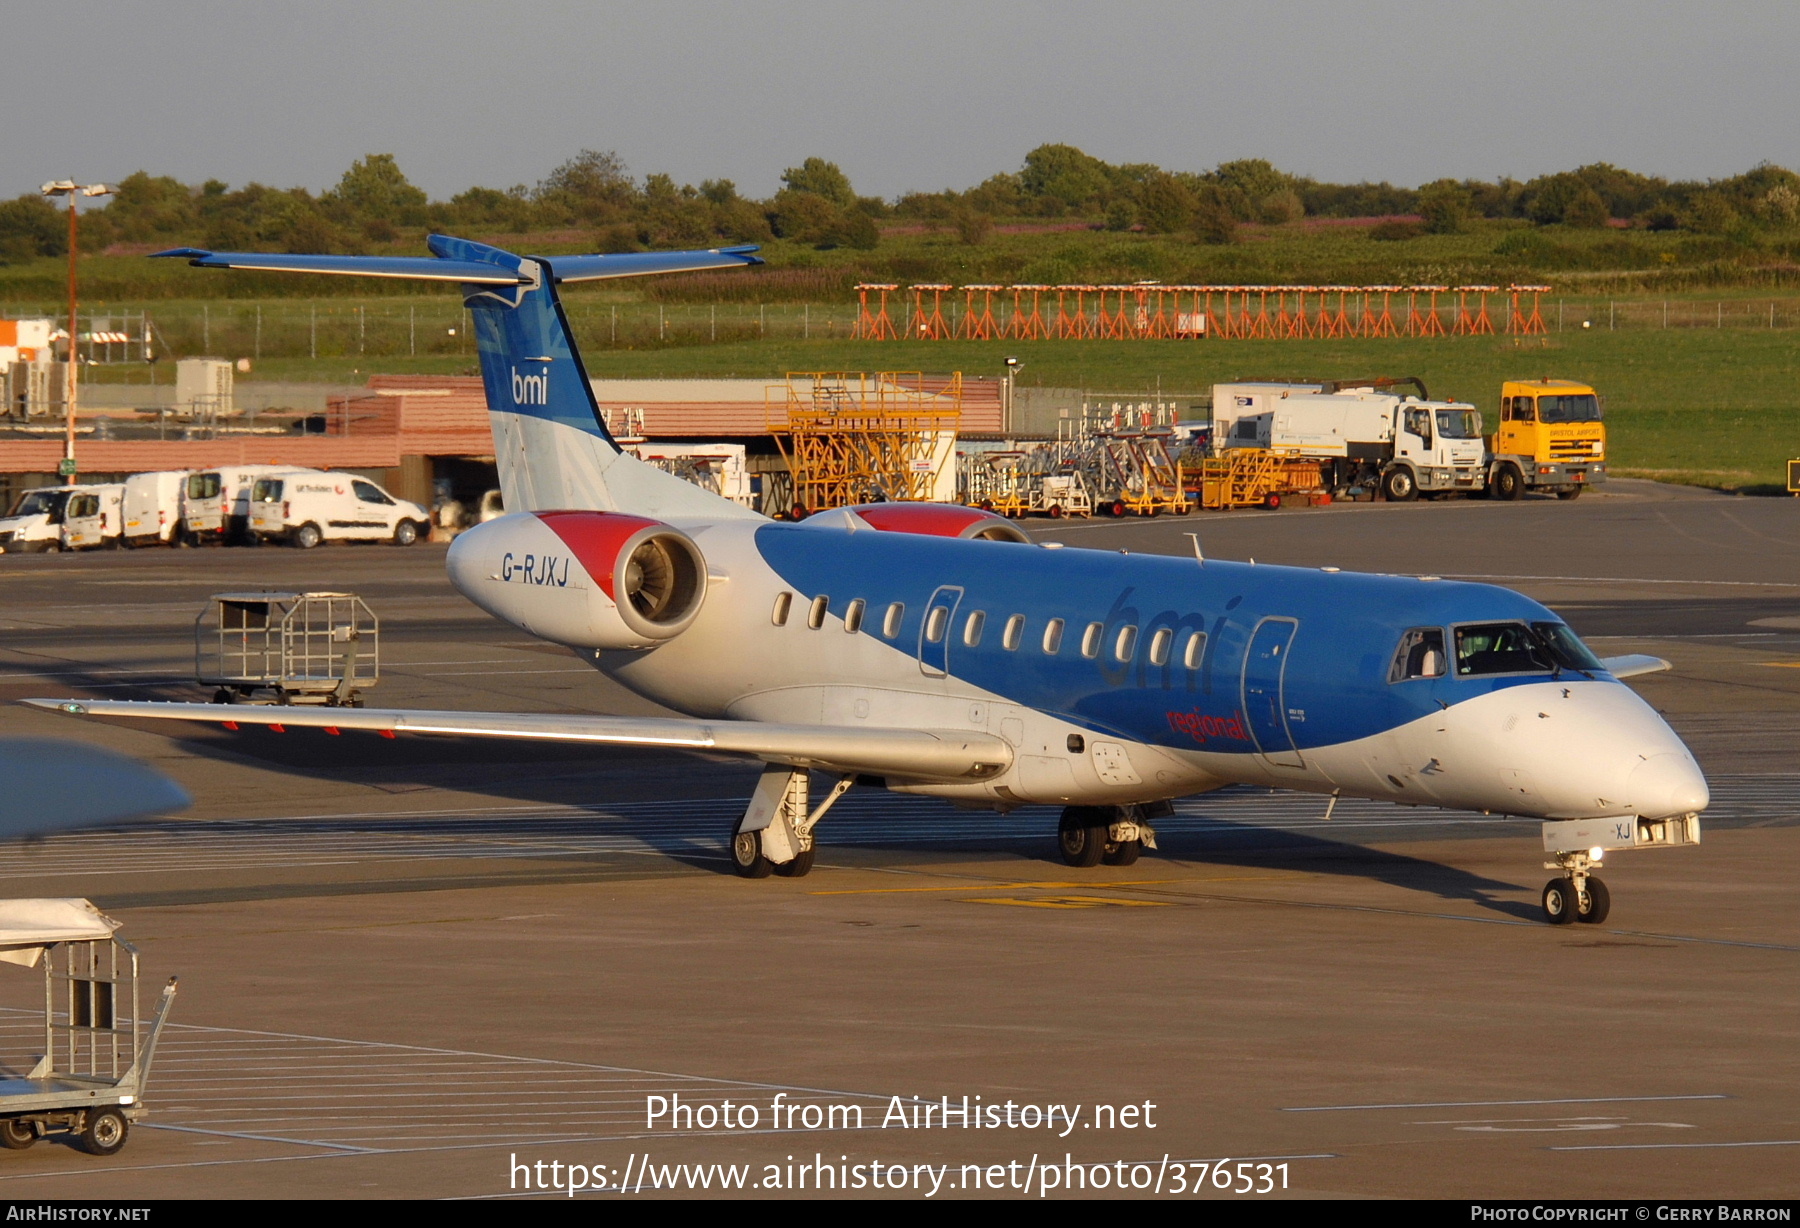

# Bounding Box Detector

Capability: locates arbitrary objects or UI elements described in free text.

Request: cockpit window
[1531,622,1605,673]
[1454,622,1553,676]
[1389,627,1447,682]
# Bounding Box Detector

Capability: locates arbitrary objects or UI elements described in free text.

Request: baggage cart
[0,899,177,1157]
[196,591,380,706]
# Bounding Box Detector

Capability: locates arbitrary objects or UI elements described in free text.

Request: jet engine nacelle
[836,503,1030,542]
[446,510,706,650]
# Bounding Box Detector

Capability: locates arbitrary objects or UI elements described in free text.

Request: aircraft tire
[1541,878,1579,925]
[731,827,773,878]
[1058,807,1108,868]
[1575,876,1611,924]
[774,847,815,878]
[1103,839,1142,867]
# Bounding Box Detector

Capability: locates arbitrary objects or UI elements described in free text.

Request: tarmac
[0,477,1793,1199]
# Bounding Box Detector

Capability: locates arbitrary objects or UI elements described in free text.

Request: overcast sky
[4,1,1794,204]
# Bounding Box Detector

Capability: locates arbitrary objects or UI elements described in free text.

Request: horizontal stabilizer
[24,699,1010,782]
[151,248,530,284]
[152,240,762,285]
[1600,654,1672,679]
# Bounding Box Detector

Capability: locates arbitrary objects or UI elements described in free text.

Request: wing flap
[1600,654,1672,679]
[22,699,1009,781]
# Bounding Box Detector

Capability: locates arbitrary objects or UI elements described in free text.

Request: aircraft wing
[1600,654,1672,679]
[22,699,1009,782]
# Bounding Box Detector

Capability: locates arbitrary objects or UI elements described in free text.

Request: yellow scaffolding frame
[767,372,963,514]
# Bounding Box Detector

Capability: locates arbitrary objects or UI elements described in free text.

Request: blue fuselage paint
[749,523,1608,756]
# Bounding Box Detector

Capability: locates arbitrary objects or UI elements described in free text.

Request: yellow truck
[1487,379,1607,500]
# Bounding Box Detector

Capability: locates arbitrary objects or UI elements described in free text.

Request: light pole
[40,180,112,481]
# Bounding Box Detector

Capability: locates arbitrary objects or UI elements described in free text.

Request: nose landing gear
[1542,852,1611,925]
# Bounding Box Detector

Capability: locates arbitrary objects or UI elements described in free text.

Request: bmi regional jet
[27,235,1709,925]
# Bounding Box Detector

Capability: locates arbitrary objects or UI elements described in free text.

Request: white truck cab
[0,486,80,554]
[61,484,127,550]
[249,473,429,548]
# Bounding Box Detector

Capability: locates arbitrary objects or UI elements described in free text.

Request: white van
[181,465,310,545]
[121,471,188,547]
[0,486,79,553]
[248,473,430,548]
[61,484,126,551]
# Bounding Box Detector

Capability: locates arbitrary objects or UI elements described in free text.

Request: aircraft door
[917,585,962,677]
[1241,617,1304,767]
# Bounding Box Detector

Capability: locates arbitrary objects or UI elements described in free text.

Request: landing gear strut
[1057,804,1163,868]
[731,765,853,880]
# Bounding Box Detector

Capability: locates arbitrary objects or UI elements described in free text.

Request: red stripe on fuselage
[535,510,661,600]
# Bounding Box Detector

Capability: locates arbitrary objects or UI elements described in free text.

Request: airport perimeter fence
[0,301,862,365]
[2,295,1798,367]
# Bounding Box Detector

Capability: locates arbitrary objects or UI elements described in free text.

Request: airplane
[25,234,1709,926]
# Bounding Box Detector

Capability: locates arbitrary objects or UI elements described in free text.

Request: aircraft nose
[1627,753,1709,818]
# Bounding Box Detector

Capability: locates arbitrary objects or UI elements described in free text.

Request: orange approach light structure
[853,283,1528,341]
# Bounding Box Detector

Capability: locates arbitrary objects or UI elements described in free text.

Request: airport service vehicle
[247,472,429,548]
[180,465,307,545]
[29,235,1710,926]
[0,486,80,553]
[60,484,126,551]
[1213,380,1487,501]
[196,591,379,705]
[121,471,189,547]
[1488,379,1607,501]
[0,899,178,1158]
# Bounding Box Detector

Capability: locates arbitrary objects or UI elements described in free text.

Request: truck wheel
[0,1118,36,1150]
[392,520,419,547]
[1380,468,1417,502]
[1556,486,1584,501]
[1493,465,1524,501]
[292,523,323,550]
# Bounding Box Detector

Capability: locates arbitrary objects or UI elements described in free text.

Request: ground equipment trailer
[1487,379,1607,500]
[0,899,177,1158]
[196,591,380,706]
[1212,380,1487,501]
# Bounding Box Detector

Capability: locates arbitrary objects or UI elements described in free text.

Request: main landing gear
[731,765,854,880]
[1057,804,1166,868]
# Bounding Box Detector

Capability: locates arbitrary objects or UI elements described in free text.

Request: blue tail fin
[153,235,764,522]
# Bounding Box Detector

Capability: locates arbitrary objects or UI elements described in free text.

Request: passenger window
[843,599,865,634]
[1148,627,1172,666]
[1002,614,1024,651]
[963,611,985,647]
[1042,618,1064,654]
[1080,622,1103,658]
[1114,625,1138,662]
[771,592,792,626]
[1388,627,1447,681]
[924,606,949,643]
[882,602,904,638]
[808,595,829,630]
[352,480,394,505]
[1182,631,1207,670]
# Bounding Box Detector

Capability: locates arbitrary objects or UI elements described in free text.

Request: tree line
[0,145,1795,263]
